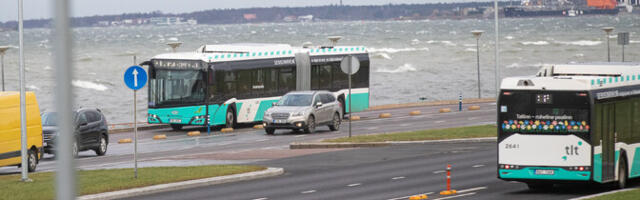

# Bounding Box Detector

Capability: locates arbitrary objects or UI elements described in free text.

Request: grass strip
[324,125,496,143]
[0,165,265,200]
[587,188,640,200]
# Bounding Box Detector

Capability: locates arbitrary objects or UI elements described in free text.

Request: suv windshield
[277,94,313,106]
[41,112,57,126]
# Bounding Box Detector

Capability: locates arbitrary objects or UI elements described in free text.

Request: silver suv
[263,91,342,134]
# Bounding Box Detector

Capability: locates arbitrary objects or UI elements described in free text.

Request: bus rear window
[499,91,590,134]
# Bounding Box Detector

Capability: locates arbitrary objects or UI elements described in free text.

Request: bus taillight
[503,92,512,96]
[577,93,587,97]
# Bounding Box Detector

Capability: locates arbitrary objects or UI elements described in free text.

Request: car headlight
[292,112,304,117]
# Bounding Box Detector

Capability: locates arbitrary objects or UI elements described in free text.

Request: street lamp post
[0,46,10,91]
[602,27,614,62]
[167,42,183,52]
[472,30,484,99]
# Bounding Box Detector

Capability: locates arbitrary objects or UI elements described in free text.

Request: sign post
[124,65,147,178]
[618,32,629,62]
[340,56,360,138]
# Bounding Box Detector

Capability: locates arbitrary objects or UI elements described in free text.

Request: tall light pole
[18,0,30,182]
[0,46,10,91]
[472,30,484,99]
[167,42,183,52]
[602,27,614,62]
[494,0,500,97]
[53,0,77,199]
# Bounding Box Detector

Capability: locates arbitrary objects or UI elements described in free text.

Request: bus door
[601,103,615,182]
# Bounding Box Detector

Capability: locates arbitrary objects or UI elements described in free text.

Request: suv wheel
[95,134,108,156]
[72,141,79,158]
[265,128,275,135]
[304,115,316,133]
[329,113,341,131]
[27,149,37,172]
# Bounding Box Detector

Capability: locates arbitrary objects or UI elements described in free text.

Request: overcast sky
[0,0,482,22]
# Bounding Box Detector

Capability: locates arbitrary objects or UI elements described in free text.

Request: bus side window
[279,67,295,93]
[264,68,278,96]
[332,63,348,91]
[237,70,252,99]
[311,64,332,90]
[252,69,265,96]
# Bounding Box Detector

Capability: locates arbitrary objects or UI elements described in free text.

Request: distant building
[150,17,188,25]
[244,14,257,20]
[298,15,314,22]
[283,16,297,22]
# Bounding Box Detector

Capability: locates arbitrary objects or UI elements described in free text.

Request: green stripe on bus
[594,153,602,182]
[345,92,369,113]
[499,168,590,181]
[631,147,640,178]
[254,99,279,122]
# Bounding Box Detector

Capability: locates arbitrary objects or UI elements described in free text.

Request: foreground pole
[53,0,77,199]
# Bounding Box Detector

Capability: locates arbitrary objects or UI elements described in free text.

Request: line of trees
[0,2,504,29]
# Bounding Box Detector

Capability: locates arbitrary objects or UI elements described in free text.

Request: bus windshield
[499,91,590,134]
[276,94,313,106]
[149,69,205,107]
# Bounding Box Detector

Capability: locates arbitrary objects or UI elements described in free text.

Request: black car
[42,108,109,157]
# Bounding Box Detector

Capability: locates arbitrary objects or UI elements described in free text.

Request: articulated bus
[142,43,369,130]
[498,63,640,189]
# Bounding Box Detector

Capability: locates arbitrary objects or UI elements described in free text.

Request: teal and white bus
[498,63,640,189]
[142,43,370,130]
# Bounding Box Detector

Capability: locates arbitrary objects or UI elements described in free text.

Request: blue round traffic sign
[124,66,147,90]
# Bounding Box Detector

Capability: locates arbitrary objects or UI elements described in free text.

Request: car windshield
[41,112,57,126]
[277,94,313,106]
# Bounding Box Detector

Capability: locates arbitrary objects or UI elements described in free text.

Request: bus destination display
[536,94,552,104]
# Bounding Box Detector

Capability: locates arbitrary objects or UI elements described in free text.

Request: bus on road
[142,43,369,130]
[498,63,640,189]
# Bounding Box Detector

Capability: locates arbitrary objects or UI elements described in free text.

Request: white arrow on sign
[132,69,139,87]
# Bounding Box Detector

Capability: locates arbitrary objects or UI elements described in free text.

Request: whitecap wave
[44,66,52,70]
[27,85,39,90]
[520,41,549,46]
[464,48,477,52]
[507,63,543,69]
[555,40,601,46]
[72,80,108,91]
[630,40,640,44]
[376,64,417,73]
[367,47,429,54]
[373,53,392,60]
[574,53,584,57]
[168,37,179,41]
[505,36,514,40]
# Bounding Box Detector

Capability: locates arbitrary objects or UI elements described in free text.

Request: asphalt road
[124,142,633,200]
[1,101,497,173]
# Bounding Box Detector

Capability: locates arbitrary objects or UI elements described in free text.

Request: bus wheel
[225,108,236,128]
[617,158,628,189]
[526,183,552,191]
[27,149,37,172]
[170,124,183,131]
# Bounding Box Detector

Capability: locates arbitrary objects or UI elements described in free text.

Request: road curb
[290,137,496,149]
[77,167,284,200]
[569,187,639,200]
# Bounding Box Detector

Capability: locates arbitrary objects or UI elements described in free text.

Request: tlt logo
[565,145,579,155]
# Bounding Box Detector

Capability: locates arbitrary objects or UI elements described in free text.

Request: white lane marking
[456,186,487,193]
[252,198,268,200]
[467,117,479,121]
[472,164,485,168]
[433,170,446,174]
[294,135,306,138]
[435,120,445,124]
[391,176,405,180]
[387,192,433,200]
[347,183,362,187]
[400,123,411,127]
[256,139,269,142]
[434,192,476,200]
[366,127,378,130]
[301,190,316,194]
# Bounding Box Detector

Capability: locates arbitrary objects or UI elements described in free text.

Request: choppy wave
[373,53,392,60]
[554,40,601,46]
[367,47,429,54]
[464,48,477,52]
[376,63,417,73]
[520,41,549,46]
[631,40,640,44]
[72,80,108,91]
[506,63,544,69]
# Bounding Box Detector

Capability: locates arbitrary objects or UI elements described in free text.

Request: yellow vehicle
[0,92,42,172]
